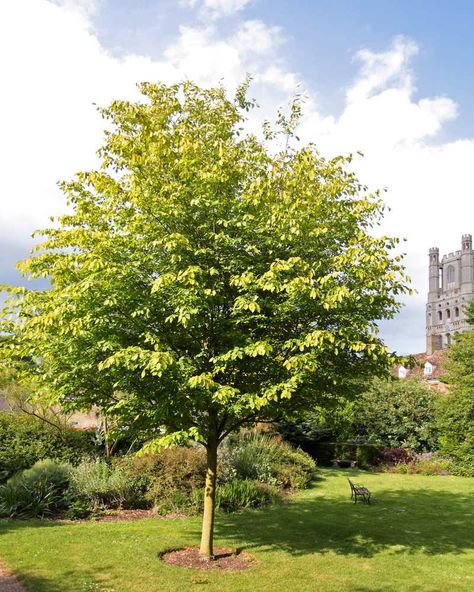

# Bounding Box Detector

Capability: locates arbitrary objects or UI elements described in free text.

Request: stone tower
[426,234,474,354]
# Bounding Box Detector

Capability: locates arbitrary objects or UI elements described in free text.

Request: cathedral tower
[426,234,474,354]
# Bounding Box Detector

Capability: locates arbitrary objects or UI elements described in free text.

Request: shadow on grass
[210,486,474,558]
[0,518,66,536]
[0,521,118,591]
[4,568,115,592]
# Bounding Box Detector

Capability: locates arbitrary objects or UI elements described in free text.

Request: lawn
[1,469,473,592]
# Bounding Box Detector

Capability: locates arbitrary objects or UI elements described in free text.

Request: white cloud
[1,2,473,354]
[296,37,473,353]
[52,0,103,18]
[348,36,418,103]
[185,0,254,20]
[0,1,287,244]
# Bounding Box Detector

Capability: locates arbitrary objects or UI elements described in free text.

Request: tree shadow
[2,567,116,592]
[210,487,474,558]
[0,518,67,536]
[0,521,117,592]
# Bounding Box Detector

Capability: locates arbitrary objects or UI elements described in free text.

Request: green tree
[0,81,409,557]
[350,376,439,451]
[437,301,474,473]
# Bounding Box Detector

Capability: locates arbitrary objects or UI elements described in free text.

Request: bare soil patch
[0,561,28,592]
[161,547,257,571]
[56,509,188,524]
[92,509,154,522]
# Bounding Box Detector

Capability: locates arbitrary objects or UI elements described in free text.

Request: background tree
[437,301,474,474]
[277,375,439,460]
[0,81,409,557]
[350,376,439,451]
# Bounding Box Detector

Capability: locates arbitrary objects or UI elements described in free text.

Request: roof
[409,349,449,380]
[394,348,449,382]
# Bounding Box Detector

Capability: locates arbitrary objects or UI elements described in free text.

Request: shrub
[229,433,281,485]
[0,412,95,482]
[0,459,71,519]
[296,441,382,468]
[376,447,415,466]
[225,433,316,489]
[352,377,439,452]
[216,480,281,513]
[192,479,281,514]
[125,446,207,507]
[0,479,59,519]
[447,460,474,477]
[123,447,207,514]
[68,460,136,510]
[384,452,454,476]
[9,459,71,490]
[146,446,207,500]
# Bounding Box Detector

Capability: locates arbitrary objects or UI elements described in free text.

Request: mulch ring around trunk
[161,547,257,571]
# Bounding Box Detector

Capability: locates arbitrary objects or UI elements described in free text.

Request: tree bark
[103,413,111,460]
[199,430,218,559]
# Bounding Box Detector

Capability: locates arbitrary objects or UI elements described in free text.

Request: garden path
[0,561,27,592]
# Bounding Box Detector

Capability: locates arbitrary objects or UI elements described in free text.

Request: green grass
[1,469,473,592]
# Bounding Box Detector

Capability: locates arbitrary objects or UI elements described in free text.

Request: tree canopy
[351,376,439,451]
[0,80,410,556]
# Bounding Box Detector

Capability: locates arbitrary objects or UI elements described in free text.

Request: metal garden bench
[347,478,372,504]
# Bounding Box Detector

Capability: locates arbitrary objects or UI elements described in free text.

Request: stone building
[426,234,474,354]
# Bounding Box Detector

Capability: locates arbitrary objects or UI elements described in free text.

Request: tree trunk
[103,413,111,460]
[199,433,218,559]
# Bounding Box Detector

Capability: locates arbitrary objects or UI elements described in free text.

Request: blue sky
[1,0,474,354]
[93,0,474,139]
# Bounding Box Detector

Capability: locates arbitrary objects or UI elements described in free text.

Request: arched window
[446,309,451,319]
[447,265,455,285]
[455,307,460,317]
[438,310,443,321]
[446,333,452,346]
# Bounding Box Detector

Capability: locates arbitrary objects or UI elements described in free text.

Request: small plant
[64,498,93,520]
[153,490,191,516]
